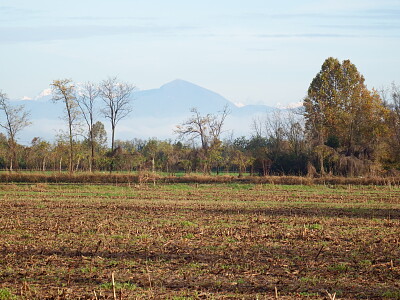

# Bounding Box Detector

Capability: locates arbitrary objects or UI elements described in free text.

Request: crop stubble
[0,183,399,299]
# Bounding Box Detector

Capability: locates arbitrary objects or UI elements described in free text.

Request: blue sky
[1,0,399,106]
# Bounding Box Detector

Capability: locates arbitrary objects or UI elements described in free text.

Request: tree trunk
[9,144,16,172]
[109,160,114,174]
[111,125,115,151]
[262,160,267,176]
[238,164,243,178]
[319,152,325,175]
[75,157,81,172]
[90,129,95,172]
[69,127,73,173]
[110,125,115,174]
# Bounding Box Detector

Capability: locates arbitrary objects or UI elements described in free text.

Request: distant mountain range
[12,79,283,144]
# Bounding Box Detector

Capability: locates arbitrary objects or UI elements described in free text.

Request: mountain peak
[12,79,278,142]
[160,79,202,90]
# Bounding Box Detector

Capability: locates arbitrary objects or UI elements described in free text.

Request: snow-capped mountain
[12,79,280,144]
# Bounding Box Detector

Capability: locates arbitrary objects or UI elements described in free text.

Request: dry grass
[1,171,400,186]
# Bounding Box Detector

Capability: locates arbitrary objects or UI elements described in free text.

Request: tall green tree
[142,139,159,173]
[92,121,108,151]
[304,57,389,175]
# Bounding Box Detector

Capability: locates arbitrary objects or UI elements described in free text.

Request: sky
[1,0,399,107]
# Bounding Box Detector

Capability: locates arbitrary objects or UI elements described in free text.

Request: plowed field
[0,183,399,299]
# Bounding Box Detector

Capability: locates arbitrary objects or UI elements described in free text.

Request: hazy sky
[1,0,399,106]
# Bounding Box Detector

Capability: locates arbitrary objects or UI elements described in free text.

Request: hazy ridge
[13,79,279,144]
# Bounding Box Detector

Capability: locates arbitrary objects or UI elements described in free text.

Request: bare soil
[0,183,399,299]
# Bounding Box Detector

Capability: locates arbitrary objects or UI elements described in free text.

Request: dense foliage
[0,58,399,176]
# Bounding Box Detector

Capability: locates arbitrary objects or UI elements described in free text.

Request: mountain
[133,79,235,117]
[12,79,278,144]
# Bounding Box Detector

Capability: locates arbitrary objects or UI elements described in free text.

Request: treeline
[0,57,399,177]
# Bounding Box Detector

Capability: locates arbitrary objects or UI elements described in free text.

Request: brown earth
[0,183,399,299]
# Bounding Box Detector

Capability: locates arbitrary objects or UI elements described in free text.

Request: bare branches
[0,90,31,170]
[99,77,135,151]
[51,79,81,131]
[51,79,81,173]
[99,77,134,125]
[176,108,208,149]
[209,105,230,141]
[390,82,400,117]
[76,81,99,132]
[76,81,100,172]
[175,105,230,150]
[251,116,264,138]
[0,92,31,142]
[175,105,230,174]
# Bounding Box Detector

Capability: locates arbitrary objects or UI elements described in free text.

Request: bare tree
[76,82,99,172]
[250,109,308,175]
[283,111,306,156]
[51,79,81,173]
[0,90,31,171]
[99,77,135,152]
[175,105,229,173]
[390,82,400,123]
[251,116,264,138]
[176,105,229,150]
[266,110,306,156]
[381,82,400,168]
